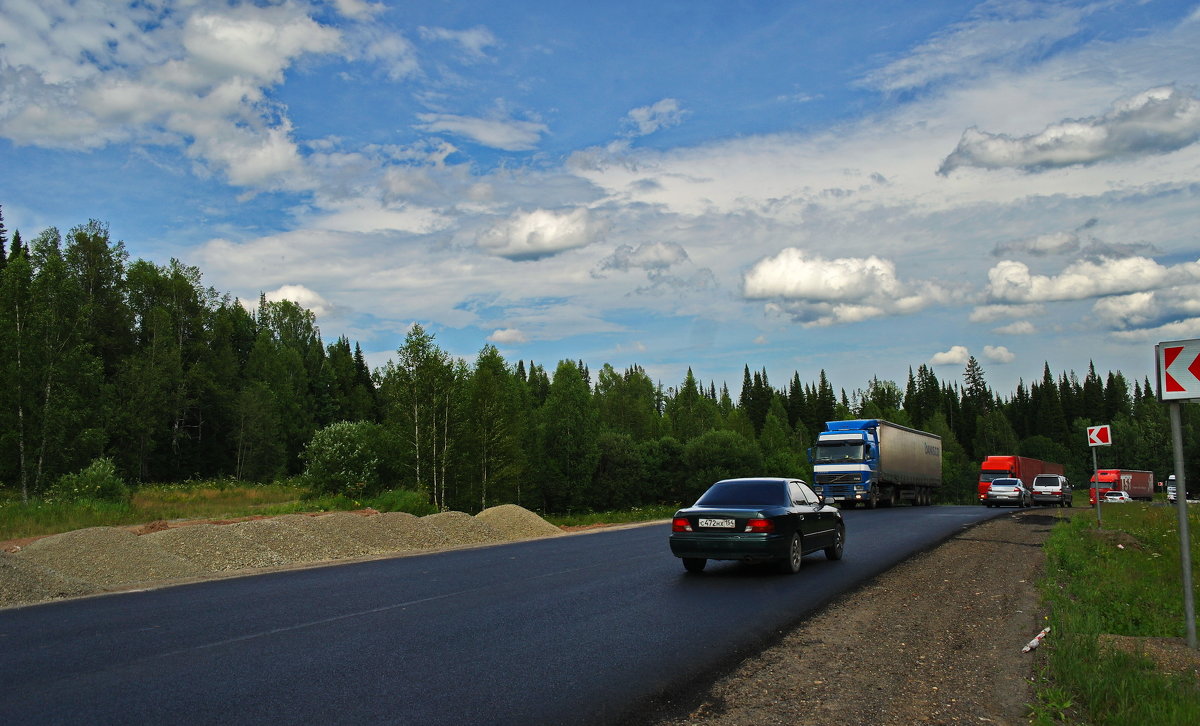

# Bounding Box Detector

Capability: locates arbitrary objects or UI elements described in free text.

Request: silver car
[985,477,1031,508]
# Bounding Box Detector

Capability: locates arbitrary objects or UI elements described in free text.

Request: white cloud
[488,328,528,344]
[992,320,1035,335]
[744,248,947,326]
[476,207,605,260]
[415,113,547,151]
[418,25,498,62]
[986,257,1200,303]
[622,99,687,137]
[0,1,340,189]
[597,242,689,272]
[264,284,332,318]
[983,344,1015,363]
[970,304,1045,323]
[940,86,1200,174]
[930,345,970,366]
[862,1,1092,93]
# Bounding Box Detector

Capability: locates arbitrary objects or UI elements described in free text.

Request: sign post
[1087,424,1110,527]
[1155,339,1198,650]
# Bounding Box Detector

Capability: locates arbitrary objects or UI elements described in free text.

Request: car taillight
[745,518,774,533]
[672,517,692,532]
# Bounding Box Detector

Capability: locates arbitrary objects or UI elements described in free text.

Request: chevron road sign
[1087,425,1111,446]
[1157,339,1200,401]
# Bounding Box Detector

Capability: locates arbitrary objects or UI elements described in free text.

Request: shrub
[367,489,438,516]
[301,421,388,498]
[45,458,131,504]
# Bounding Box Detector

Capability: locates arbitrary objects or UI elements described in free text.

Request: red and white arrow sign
[1158,339,1200,401]
[1087,425,1111,446]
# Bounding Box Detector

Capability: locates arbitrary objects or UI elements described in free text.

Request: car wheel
[682,557,706,573]
[825,525,845,561]
[778,533,803,574]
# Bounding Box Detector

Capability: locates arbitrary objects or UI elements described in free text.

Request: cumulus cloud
[596,242,690,274]
[414,112,547,151]
[264,284,333,318]
[743,248,947,326]
[476,207,606,260]
[930,345,970,366]
[983,345,1015,364]
[488,328,528,344]
[986,256,1200,303]
[622,98,687,137]
[0,1,342,189]
[940,86,1200,174]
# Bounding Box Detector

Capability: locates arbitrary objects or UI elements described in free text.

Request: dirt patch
[642,509,1060,726]
[1098,634,1200,683]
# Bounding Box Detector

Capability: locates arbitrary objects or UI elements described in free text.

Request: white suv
[1031,474,1072,507]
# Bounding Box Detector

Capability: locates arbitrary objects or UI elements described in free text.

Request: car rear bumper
[1032,494,1066,504]
[669,532,788,561]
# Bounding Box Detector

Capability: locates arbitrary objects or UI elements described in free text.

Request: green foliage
[1039,507,1200,724]
[302,420,390,498]
[45,457,130,503]
[682,429,763,498]
[367,488,439,516]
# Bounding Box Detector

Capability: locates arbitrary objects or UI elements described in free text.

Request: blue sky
[3,0,1200,400]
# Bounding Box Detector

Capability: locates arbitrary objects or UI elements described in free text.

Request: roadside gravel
[642,509,1060,726]
[0,505,562,609]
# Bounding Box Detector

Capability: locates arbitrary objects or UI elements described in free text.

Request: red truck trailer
[1089,469,1154,503]
[978,455,1064,504]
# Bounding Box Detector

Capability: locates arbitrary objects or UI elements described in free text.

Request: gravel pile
[15,527,203,586]
[420,511,506,546]
[0,506,561,609]
[0,555,94,606]
[141,523,287,572]
[476,504,564,540]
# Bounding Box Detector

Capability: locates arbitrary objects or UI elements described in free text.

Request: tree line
[2,209,1195,513]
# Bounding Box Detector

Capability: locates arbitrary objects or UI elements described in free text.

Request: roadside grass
[1036,503,1200,725]
[544,505,678,528]
[0,481,441,541]
[1,480,668,540]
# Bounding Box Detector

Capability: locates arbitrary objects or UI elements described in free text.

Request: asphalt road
[0,505,1005,725]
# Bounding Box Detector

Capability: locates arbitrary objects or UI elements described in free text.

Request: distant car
[670,477,844,574]
[1031,474,1072,508]
[1104,490,1133,503]
[985,478,1031,508]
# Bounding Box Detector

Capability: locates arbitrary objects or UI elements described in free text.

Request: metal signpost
[1087,424,1110,527]
[1155,339,1198,650]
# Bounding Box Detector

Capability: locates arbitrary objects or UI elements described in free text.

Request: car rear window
[696,481,787,506]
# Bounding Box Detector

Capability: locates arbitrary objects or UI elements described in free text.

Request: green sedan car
[669,477,845,574]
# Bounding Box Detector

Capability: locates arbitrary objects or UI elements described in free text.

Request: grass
[1036,502,1200,725]
[542,504,678,528]
[0,480,452,541]
[0,481,672,540]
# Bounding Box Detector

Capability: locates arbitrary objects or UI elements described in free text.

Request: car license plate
[699,518,735,529]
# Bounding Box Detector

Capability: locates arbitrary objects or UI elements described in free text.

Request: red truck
[978,455,1064,504]
[1089,469,1154,503]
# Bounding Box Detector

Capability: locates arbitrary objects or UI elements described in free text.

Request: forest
[2,208,1197,515]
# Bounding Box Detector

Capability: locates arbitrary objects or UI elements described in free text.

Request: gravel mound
[0,508,564,609]
[14,527,203,587]
[420,511,506,546]
[141,523,287,571]
[0,555,94,606]
[476,504,564,540]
